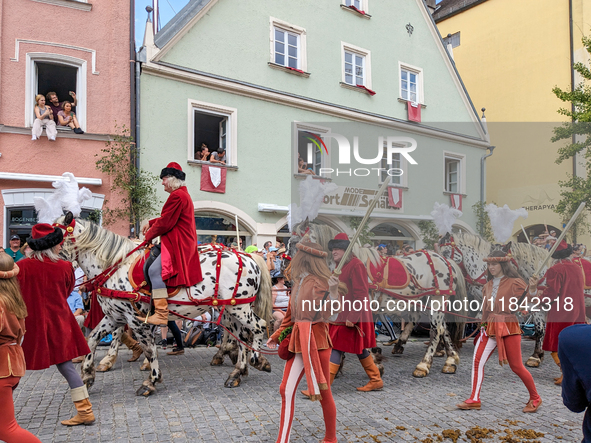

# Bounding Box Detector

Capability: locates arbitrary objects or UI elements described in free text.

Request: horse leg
[242,310,272,373]
[224,319,249,388]
[96,325,124,372]
[134,325,161,396]
[392,314,417,355]
[211,330,229,366]
[82,317,118,389]
[441,328,460,374]
[413,311,445,378]
[526,311,546,368]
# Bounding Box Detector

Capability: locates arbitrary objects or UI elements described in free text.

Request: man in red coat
[18,223,94,426]
[140,162,203,325]
[531,240,586,386]
[329,233,382,392]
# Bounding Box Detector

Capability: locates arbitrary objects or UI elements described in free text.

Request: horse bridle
[439,234,488,286]
[53,218,79,262]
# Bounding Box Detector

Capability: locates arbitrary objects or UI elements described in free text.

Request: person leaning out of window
[57,102,84,134]
[32,94,57,141]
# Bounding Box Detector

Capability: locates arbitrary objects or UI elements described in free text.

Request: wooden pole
[521,224,531,245]
[235,215,241,251]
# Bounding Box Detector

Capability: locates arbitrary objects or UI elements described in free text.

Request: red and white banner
[388,187,403,209]
[407,101,421,123]
[200,165,226,193]
[450,194,462,211]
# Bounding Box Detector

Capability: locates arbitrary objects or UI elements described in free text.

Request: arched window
[370,222,415,252]
[195,212,252,247]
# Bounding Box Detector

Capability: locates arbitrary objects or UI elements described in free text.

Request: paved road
[14,337,584,442]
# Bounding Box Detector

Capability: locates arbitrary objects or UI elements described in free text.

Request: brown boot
[61,386,95,426]
[301,362,340,397]
[551,351,562,385]
[356,355,383,392]
[137,289,169,325]
[121,332,143,362]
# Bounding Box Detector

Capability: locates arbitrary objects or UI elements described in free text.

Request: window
[189,100,237,166]
[341,0,369,15]
[443,153,465,194]
[293,123,331,177]
[399,62,424,104]
[195,212,252,247]
[269,18,307,72]
[341,43,372,89]
[26,53,87,130]
[443,32,461,49]
[346,0,362,9]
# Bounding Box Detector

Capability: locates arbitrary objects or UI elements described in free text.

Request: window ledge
[443,191,467,197]
[29,0,92,11]
[294,173,332,181]
[187,159,238,170]
[339,82,375,95]
[340,4,371,19]
[268,63,310,78]
[398,98,426,108]
[383,184,409,191]
[0,124,109,141]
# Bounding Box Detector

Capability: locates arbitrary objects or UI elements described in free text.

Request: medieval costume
[540,240,586,385]
[457,250,541,413]
[328,233,383,392]
[17,224,94,426]
[270,241,339,443]
[141,162,202,325]
[0,257,41,442]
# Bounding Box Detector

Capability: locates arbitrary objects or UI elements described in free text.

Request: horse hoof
[412,369,428,378]
[378,364,385,377]
[210,358,224,366]
[525,357,541,368]
[135,384,155,396]
[261,362,272,373]
[435,350,445,357]
[442,365,457,374]
[95,364,112,372]
[140,362,151,371]
[84,379,95,390]
[224,377,241,388]
[392,346,404,356]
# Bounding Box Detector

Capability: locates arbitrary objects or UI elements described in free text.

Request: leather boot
[301,362,340,398]
[356,355,383,392]
[61,386,95,426]
[121,331,143,362]
[551,351,562,385]
[138,289,169,325]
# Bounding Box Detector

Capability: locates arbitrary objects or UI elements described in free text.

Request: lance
[521,224,531,245]
[513,202,586,310]
[235,215,241,251]
[334,176,392,275]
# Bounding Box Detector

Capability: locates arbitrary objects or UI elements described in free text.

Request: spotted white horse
[56,213,273,395]
[286,222,468,378]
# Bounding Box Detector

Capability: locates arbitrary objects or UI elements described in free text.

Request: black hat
[160,162,186,180]
[551,240,573,260]
[27,223,63,251]
[328,233,350,251]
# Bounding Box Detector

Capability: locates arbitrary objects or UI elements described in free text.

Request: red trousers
[469,333,540,403]
[276,349,336,443]
[0,376,41,443]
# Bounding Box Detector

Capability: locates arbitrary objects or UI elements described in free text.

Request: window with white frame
[293,124,330,177]
[399,62,424,104]
[444,155,464,193]
[189,100,237,166]
[380,143,407,187]
[342,43,371,88]
[345,0,362,9]
[270,18,307,71]
[26,53,87,130]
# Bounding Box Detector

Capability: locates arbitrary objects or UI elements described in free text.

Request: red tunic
[17,257,90,370]
[330,256,376,354]
[541,260,586,352]
[145,186,202,287]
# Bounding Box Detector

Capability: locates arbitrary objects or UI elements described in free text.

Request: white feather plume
[485,204,528,243]
[287,176,337,231]
[431,202,463,235]
[33,173,93,224]
[34,195,64,224]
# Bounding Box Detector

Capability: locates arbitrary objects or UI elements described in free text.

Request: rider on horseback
[139,162,203,325]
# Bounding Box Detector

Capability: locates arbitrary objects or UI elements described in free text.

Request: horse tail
[448,259,467,349]
[250,254,273,323]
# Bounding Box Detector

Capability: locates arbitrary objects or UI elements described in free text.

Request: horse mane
[508,241,548,270]
[452,231,493,257]
[73,219,137,267]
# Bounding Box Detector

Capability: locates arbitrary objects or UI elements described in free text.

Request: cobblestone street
[14,337,584,442]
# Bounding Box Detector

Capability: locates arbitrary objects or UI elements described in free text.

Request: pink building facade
[0,0,133,246]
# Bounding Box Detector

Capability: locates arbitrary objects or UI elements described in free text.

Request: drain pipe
[480,146,495,233]
[134,53,141,239]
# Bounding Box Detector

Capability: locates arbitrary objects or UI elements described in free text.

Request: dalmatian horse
[56,212,273,395]
[286,221,468,378]
[438,231,591,367]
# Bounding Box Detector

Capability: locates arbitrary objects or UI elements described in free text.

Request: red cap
[555,240,568,251]
[166,162,183,172]
[334,233,349,241]
[31,223,57,239]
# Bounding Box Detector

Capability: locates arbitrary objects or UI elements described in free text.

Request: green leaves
[418,220,439,250]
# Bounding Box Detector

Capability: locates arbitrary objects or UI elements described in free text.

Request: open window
[189,100,237,166]
[26,53,87,130]
[293,123,330,177]
[443,152,465,194]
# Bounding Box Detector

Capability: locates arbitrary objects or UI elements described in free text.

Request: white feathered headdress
[484,204,528,244]
[288,175,338,231]
[34,173,93,223]
[431,202,462,235]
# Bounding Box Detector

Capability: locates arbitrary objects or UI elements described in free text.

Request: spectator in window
[210,148,226,165]
[46,91,77,124]
[32,95,57,141]
[298,156,314,175]
[57,102,84,134]
[198,143,212,162]
[4,235,24,263]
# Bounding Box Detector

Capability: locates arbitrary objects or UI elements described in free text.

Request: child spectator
[32,94,57,141]
[57,102,84,134]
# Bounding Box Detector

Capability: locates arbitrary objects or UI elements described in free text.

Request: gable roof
[433,0,489,22]
[154,0,212,49]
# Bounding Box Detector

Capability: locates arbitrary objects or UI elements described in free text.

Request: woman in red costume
[457,250,542,413]
[267,240,346,443]
[0,253,41,442]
